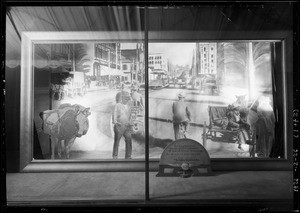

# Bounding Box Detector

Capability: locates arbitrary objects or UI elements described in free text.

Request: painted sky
[121,42,195,67]
[149,43,195,67]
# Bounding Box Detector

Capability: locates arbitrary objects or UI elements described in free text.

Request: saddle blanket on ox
[40,103,91,159]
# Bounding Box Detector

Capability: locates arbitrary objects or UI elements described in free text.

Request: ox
[40,103,91,159]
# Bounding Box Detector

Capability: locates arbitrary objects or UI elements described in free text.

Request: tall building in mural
[121,43,144,83]
[148,53,169,73]
[195,43,217,76]
[93,43,122,79]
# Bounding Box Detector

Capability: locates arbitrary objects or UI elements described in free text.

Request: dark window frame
[18,30,293,172]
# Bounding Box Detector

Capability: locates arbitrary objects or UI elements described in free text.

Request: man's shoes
[113,156,118,159]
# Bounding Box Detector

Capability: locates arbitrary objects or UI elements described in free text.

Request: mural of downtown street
[34,42,274,160]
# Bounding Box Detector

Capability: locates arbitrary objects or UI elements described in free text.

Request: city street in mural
[33,41,276,160]
[148,42,275,159]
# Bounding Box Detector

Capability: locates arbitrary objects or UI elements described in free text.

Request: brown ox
[40,103,91,159]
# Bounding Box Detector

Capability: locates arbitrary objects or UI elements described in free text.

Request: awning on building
[151,69,167,75]
[99,65,124,76]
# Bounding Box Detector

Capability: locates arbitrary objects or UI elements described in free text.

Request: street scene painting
[34,42,146,160]
[33,41,277,160]
[149,42,276,158]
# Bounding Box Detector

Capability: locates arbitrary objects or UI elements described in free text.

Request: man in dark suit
[172,92,191,140]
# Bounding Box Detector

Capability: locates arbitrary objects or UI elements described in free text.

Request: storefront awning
[100,65,124,76]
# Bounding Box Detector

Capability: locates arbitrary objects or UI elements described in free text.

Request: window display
[148,42,276,159]
[34,42,145,160]
[19,31,290,173]
[32,40,278,161]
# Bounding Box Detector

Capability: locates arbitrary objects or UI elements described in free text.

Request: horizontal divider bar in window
[23,31,291,43]
[21,159,292,172]
[148,31,290,41]
[24,31,145,42]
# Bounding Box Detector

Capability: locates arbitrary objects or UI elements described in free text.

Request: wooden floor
[5,171,294,211]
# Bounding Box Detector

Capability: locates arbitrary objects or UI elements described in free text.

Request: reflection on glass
[34,42,145,160]
[149,42,276,159]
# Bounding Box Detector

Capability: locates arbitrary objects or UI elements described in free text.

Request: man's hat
[178,92,186,98]
[228,103,240,110]
[116,91,131,102]
[233,102,241,109]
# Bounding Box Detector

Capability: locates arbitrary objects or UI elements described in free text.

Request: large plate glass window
[147,6,291,201]
[16,7,147,178]
[34,41,145,160]
[148,41,279,159]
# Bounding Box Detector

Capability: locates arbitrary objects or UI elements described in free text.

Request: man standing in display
[172,92,192,140]
[112,91,133,159]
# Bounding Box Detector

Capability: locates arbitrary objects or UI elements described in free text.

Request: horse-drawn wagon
[202,105,256,157]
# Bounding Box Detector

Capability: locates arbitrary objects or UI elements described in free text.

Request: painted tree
[217,42,248,89]
[248,42,272,99]
[216,43,226,85]
[252,42,271,68]
[72,43,92,73]
[252,42,272,90]
[217,41,271,100]
[217,42,254,100]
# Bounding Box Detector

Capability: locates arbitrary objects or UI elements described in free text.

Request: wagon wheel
[202,121,207,148]
[248,128,256,158]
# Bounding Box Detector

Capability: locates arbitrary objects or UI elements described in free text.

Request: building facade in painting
[121,43,145,83]
[93,43,122,81]
[148,53,169,74]
[194,43,217,76]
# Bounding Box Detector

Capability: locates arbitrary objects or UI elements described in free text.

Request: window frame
[20,30,293,172]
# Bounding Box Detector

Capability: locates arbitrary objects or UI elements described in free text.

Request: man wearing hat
[131,86,143,108]
[112,91,133,159]
[226,103,250,150]
[172,92,191,140]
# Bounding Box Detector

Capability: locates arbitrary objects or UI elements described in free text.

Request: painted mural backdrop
[33,42,277,160]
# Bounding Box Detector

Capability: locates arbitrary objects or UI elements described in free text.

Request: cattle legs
[50,136,57,159]
[58,140,64,158]
[50,137,63,159]
[50,137,76,159]
[65,137,76,159]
